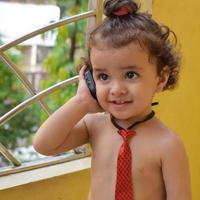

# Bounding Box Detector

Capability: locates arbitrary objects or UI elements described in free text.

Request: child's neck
[110,110,155,130]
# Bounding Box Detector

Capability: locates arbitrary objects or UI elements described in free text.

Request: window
[0,0,104,176]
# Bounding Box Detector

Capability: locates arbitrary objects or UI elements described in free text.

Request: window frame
[0,0,104,177]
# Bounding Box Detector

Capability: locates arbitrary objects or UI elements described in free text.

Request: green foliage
[40,0,88,113]
[0,0,89,149]
[56,0,89,18]
[0,45,39,149]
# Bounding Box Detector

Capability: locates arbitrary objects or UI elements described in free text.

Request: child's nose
[110,81,127,96]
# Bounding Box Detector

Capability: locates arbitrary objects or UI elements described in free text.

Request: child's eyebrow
[93,68,107,72]
[93,65,143,72]
[119,65,143,70]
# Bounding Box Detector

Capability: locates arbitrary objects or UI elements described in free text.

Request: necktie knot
[118,129,135,141]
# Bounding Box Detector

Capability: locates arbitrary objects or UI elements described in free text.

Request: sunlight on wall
[140,0,152,13]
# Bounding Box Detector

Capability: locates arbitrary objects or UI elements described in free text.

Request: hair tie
[113,7,130,16]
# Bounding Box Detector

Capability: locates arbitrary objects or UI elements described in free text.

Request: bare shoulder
[153,119,186,155]
[153,119,192,199]
[141,117,188,169]
[83,112,110,145]
[84,112,109,130]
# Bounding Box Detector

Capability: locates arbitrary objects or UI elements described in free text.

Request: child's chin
[110,112,132,120]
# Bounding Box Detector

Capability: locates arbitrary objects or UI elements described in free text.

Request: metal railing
[0,0,103,176]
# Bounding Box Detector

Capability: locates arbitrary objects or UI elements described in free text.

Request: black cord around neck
[111,110,155,130]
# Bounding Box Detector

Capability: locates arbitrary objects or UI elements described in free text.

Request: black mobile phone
[84,69,97,100]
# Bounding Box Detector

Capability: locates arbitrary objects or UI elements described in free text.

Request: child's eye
[125,71,138,79]
[98,73,109,81]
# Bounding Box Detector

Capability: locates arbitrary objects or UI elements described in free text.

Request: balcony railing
[0,0,103,176]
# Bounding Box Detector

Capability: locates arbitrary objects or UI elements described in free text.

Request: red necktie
[115,129,135,200]
[111,110,156,200]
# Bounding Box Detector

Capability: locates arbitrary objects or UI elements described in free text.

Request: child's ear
[156,66,170,92]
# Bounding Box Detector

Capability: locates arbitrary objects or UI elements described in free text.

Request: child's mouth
[110,100,132,105]
[114,100,126,104]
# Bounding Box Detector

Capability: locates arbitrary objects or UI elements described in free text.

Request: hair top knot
[113,7,130,16]
[104,0,139,17]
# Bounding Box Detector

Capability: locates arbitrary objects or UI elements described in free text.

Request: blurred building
[0,1,60,90]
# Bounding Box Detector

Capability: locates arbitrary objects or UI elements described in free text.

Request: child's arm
[161,133,192,200]
[33,67,102,156]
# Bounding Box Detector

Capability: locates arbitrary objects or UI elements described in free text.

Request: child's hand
[76,66,103,113]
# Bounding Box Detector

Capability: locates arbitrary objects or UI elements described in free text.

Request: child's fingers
[79,65,87,81]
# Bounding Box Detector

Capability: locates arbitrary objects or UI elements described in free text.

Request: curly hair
[84,0,181,90]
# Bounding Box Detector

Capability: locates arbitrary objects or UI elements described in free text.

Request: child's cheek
[96,85,107,104]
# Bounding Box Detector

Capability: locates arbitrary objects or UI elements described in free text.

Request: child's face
[90,42,167,121]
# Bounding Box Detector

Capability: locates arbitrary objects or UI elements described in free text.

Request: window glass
[0,0,89,170]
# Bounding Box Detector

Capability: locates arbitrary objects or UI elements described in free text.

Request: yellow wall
[152,1,200,199]
[0,169,90,200]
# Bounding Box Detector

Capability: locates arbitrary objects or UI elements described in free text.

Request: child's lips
[109,100,132,107]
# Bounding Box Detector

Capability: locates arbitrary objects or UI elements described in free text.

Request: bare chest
[89,129,165,200]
